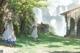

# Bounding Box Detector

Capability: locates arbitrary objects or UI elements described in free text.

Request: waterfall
[33,0,80,37]
[47,0,80,36]
[31,7,42,40]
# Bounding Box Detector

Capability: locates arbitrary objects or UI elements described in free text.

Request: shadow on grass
[37,33,80,46]
[15,32,80,47]
[16,35,37,47]
[75,48,80,49]
[37,33,64,43]
[0,39,5,46]
[62,39,80,46]
[0,38,22,47]
[46,45,62,48]
[49,51,80,53]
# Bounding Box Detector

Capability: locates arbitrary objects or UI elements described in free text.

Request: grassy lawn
[14,33,80,53]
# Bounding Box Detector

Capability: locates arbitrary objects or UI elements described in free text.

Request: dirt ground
[0,46,18,53]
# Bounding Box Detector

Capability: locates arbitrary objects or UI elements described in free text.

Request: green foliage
[8,0,47,35]
[0,0,47,35]
[36,1,47,7]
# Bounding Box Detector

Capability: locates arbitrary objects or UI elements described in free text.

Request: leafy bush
[8,0,47,35]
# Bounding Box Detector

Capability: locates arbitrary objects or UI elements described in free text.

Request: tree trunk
[0,0,7,34]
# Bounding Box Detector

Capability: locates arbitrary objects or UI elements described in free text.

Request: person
[31,23,38,41]
[2,19,16,46]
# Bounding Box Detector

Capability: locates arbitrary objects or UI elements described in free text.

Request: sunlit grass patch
[15,33,80,53]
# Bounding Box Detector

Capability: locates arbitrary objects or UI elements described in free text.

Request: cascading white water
[33,0,80,37]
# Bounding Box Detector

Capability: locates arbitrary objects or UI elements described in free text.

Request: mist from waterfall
[33,0,80,36]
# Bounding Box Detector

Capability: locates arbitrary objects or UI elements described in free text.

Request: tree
[0,0,47,36]
[0,0,8,34]
[9,0,47,35]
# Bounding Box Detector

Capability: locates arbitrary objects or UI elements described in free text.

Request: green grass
[1,33,80,53]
